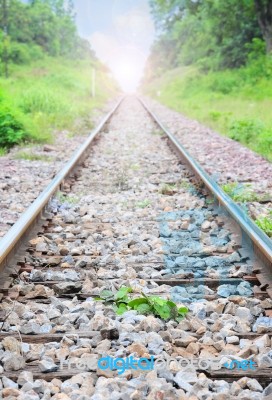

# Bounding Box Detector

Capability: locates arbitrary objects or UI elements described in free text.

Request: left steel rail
[0,97,124,272]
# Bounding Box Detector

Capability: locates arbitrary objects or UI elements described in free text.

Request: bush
[0,42,44,65]
[0,105,28,147]
[229,119,264,143]
[209,74,240,94]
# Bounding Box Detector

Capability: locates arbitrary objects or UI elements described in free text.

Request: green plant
[151,130,163,136]
[130,164,140,171]
[222,182,260,202]
[0,148,7,156]
[159,183,177,195]
[114,170,129,191]
[14,151,52,161]
[179,179,193,190]
[255,213,272,237]
[229,119,264,144]
[208,110,222,121]
[136,199,151,208]
[95,286,189,321]
[20,88,68,115]
[56,191,79,205]
[0,106,28,148]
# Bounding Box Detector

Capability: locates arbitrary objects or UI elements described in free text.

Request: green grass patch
[0,148,7,156]
[221,182,260,202]
[14,151,52,162]
[145,60,272,161]
[151,129,163,136]
[56,191,79,205]
[255,212,272,237]
[159,183,178,195]
[136,199,151,208]
[0,57,118,148]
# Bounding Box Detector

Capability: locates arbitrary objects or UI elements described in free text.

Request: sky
[73,0,155,92]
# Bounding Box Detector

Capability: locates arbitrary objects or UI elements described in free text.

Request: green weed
[151,130,163,136]
[130,164,140,171]
[95,286,189,321]
[0,105,28,147]
[255,213,272,237]
[136,199,151,208]
[179,179,193,190]
[229,119,264,143]
[0,148,7,156]
[159,183,177,195]
[14,151,52,161]
[56,191,79,205]
[0,57,118,148]
[222,182,260,202]
[144,64,272,161]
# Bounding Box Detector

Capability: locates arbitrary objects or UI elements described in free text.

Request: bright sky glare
[73,0,155,92]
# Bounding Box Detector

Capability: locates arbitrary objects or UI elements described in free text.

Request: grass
[0,56,118,148]
[136,199,151,208]
[56,191,79,205]
[145,61,272,161]
[151,130,163,136]
[0,148,7,156]
[221,182,272,238]
[14,150,53,161]
[255,212,272,237]
[159,183,177,195]
[221,182,260,202]
[130,164,140,171]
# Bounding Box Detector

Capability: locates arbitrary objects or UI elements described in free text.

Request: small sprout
[56,191,79,205]
[151,130,163,136]
[160,183,177,195]
[136,199,151,208]
[130,164,140,171]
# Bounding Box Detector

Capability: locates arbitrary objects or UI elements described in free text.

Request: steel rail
[139,97,272,269]
[0,97,124,272]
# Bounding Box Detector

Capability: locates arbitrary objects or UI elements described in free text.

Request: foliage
[14,150,52,161]
[0,0,117,148]
[56,191,79,205]
[0,0,89,66]
[160,183,177,195]
[0,56,117,147]
[229,119,264,143]
[144,61,272,161]
[95,286,189,322]
[222,182,260,202]
[0,147,7,156]
[136,199,151,208]
[0,103,28,147]
[146,0,264,80]
[255,212,272,237]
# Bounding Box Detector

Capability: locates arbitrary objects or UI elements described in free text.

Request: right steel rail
[139,97,272,271]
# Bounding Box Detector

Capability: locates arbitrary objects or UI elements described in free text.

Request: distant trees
[0,0,93,73]
[147,0,271,78]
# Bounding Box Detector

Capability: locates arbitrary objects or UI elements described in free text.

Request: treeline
[0,0,93,71]
[0,0,116,150]
[146,0,272,79]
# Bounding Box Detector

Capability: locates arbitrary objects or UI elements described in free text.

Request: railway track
[0,96,272,399]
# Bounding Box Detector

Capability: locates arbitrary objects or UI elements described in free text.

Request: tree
[147,0,263,72]
[255,0,272,52]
